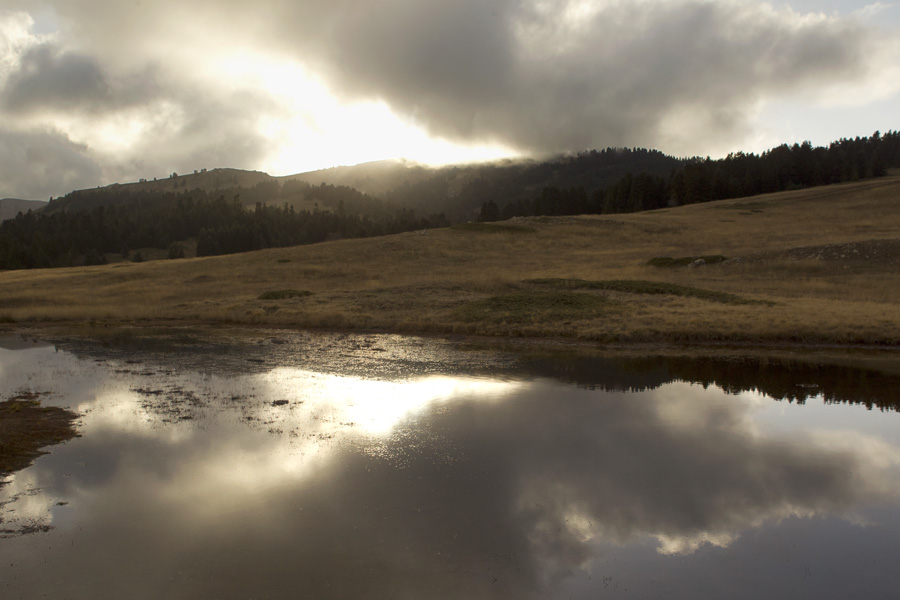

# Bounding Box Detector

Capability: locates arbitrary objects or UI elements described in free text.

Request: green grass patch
[526,278,771,306]
[450,222,536,234]
[647,255,728,268]
[258,289,313,300]
[456,291,614,324]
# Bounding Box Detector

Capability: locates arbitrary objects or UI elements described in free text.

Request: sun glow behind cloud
[1,1,899,199]
[247,60,520,175]
[1,9,519,194]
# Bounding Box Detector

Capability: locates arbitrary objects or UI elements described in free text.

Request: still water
[2,332,900,599]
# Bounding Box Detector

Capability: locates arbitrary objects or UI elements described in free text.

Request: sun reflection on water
[5,340,900,599]
[260,368,524,437]
[92,370,530,516]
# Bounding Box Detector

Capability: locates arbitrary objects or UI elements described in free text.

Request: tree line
[479,131,900,220]
[387,146,683,221]
[2,130,898,270]
[0,187,447,270]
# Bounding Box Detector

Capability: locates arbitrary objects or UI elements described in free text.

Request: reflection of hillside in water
[520,354,900,411]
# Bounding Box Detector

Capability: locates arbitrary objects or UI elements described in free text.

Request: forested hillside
[479,131,900,219]
[1,130,897,270]
[0,189,446,269]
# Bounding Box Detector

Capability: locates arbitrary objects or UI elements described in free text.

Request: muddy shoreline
[0,392,80,487]
[5,321,900,364]
[3,322,898,489]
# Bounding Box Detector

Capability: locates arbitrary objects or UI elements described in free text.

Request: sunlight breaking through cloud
[0,1,898,199]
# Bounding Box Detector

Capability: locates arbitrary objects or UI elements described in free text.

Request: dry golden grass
[2,176,900,346]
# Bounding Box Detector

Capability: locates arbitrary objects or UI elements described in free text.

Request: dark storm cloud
[0,42,160,115]
[0,0,893,199]
[0,6,277,198]
[0,126,102,199]
[4,43,113,113]
[11,0,884,154]
[0,85,275,199]
[0,28,277,197]
[268,0,878,152]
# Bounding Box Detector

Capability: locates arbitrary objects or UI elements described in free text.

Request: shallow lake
[2,332,900,599]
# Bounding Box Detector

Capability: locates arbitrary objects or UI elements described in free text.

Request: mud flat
[0,392,79,484]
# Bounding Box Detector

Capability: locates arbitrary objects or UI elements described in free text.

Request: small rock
[272,400,289,407]
[687,259,706,268]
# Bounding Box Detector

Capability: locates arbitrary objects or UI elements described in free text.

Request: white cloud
[0,1,897,198]
[854,2,893,19]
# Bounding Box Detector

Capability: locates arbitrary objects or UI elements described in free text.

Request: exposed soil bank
[0,392,80,485]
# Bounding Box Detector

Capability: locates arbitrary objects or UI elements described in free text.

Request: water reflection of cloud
[26,366,527,527]
[0,469,57,536]
[498,381,900,568]
[145,372,526,514]
[4,344,900,598]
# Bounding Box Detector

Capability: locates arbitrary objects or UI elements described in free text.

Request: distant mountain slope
[1,198,47,221]
[45,151,686,221]
[113,167,272,194]
[282,150,684,198]
[283,149,686,221]
[280,159,436,196]
[45,168,273,214]
[25,129,900,226]
[4,130,900,271]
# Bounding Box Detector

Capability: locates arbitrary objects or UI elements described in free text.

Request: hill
[283,149,685,221]
[108,167,272,195]
[29,129,900,227]
[4,130,895,270]
[1,198,46,222]
[43,149,685,221]
[2,176,899,347]
[44,168,273,214]
[280,159,438,196]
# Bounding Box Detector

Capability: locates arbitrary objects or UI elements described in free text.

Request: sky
[0,0,898,200]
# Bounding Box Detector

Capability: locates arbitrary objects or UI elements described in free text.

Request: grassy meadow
[2,176,900,347]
